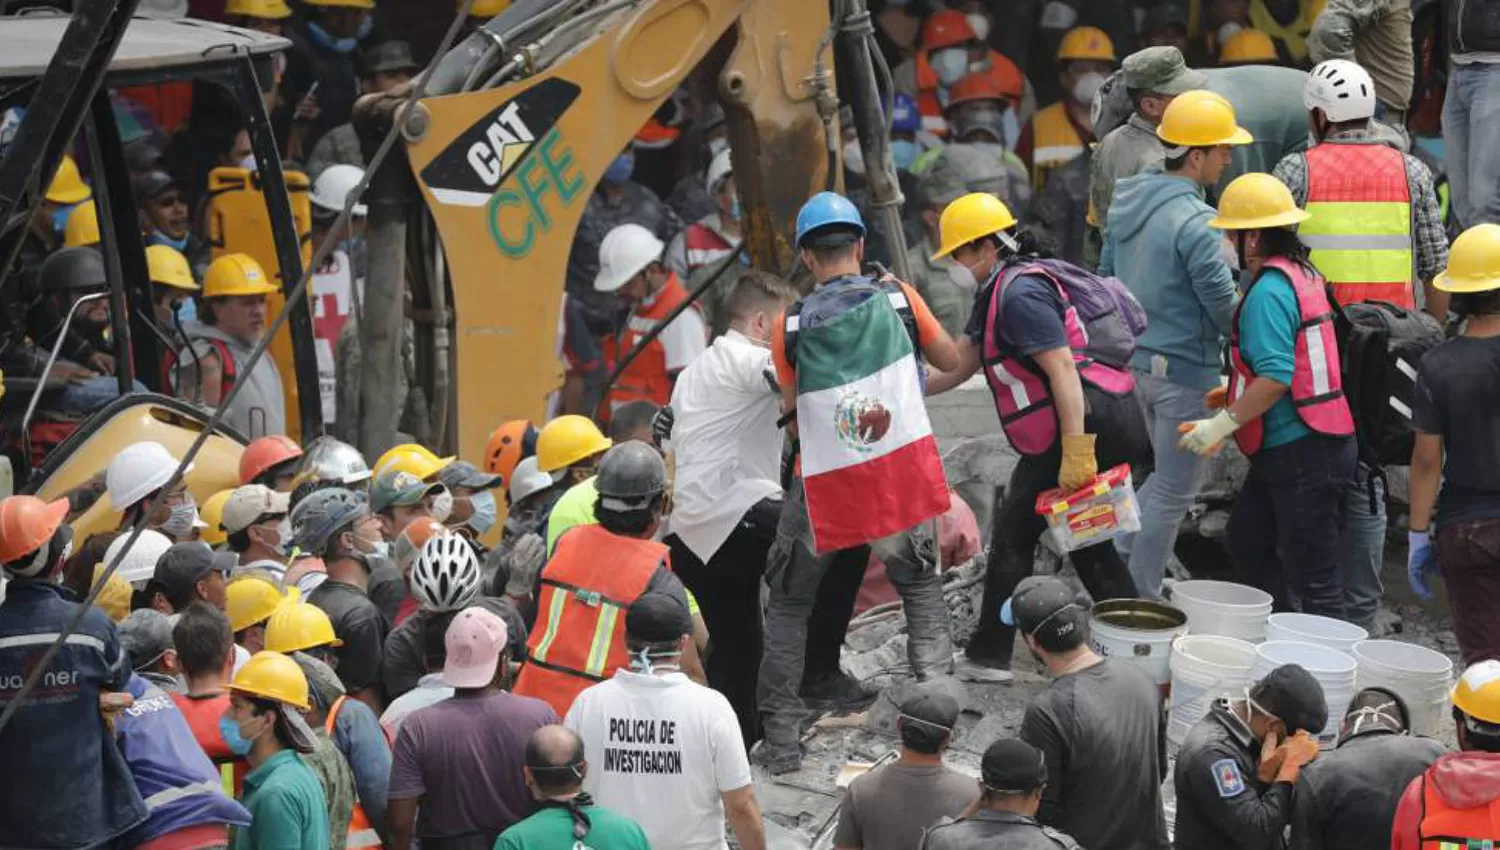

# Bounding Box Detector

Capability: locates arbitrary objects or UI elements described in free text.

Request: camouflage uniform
[1028,149,1092,266]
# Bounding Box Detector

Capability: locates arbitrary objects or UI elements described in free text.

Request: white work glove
[504,533,547,598]
[1177,409,1240,456]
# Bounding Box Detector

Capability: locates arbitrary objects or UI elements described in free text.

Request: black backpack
[1334,300,1445,468]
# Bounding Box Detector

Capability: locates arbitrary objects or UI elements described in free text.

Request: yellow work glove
[1058,434,1098,492]
[1178,410,1240,456]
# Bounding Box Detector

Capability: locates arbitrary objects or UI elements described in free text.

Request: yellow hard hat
[467,0,508,15]
[1219,29,1278,65]
[1057,26,1115,62]
[373,443,455,482]
[302,0,374,9]
[1207,173,1310,231]
[230,650,311,710]
[202,253,278,298]
[199,488,235,547]
[46,155,91,205]
[535,415,612,473]
[1157,90,1253,147]
[264,601,344,654]
[91,564,133,622]
[931,192,1018,260]
[226,576,285,633]
[1452,660,1500,726]
[146,244,199,291]
[1434,223,1500,294]
[64,201,100,248]
[224,0,292,17]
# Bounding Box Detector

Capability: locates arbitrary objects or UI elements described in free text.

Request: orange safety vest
[325,697,384,850]
[602,273,700,411]
[169,691,248,798]
[512,524,666,717]
[914,50,1024,140]
[1028,102,1087,192]
[1300,142,1416,310]
[1418,772,1500,849]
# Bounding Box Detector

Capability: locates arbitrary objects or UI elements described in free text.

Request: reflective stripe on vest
[604,273,700,408]
[1227,257,1354,455]
[325,697,385,850]
[979,262,1134,456]
[917,91,948,138]
[1301,143,1415,309]
[683,222,736,272]
[1418,771,1500,849]
[513,525,666,717]
[1030,103,1085,192]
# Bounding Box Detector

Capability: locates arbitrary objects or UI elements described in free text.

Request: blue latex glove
[1407,529,1437,600]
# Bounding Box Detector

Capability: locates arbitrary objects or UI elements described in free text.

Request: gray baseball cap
[1121,46,1207,95]
[918,144,1011,209]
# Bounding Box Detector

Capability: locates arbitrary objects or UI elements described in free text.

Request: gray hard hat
[919,144,1010,209]
[298,436,372,486]
[39,247,107,292]
[595,442,666,509]
[290,487,368,554]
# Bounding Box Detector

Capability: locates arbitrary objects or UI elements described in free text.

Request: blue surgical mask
[891,139,920,170]
[149,230,190,252]
[602,153,635,185]
[307,20,359,54]
[218,713,255,756]
[176,297,197,323]
[931,48,970,87]
[51,204,76,235]
[729,193,743,222]
[1000,108,1021,151]
[465,490,499,535]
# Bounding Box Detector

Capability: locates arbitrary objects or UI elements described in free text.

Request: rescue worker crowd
[4,0,1500,850]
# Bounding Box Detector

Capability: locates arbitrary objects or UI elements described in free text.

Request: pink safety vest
[1227,256,1355,455]
[980,263,1136,456]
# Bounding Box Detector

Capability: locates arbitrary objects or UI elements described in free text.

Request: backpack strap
[167,337,239,400]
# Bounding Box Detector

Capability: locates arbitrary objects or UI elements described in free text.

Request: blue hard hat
[795,191,866,247]
[891,94,921,134]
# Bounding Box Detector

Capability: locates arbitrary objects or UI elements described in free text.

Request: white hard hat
[310,164,368,217]
[704,148,733,195]
[103,529,174,585]
[108,442,192,512]
[594,223,665,293]
[1305,60,1377,124]
[508,456,555,504]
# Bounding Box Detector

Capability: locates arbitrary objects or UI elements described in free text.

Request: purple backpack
[1001,258,1147,369]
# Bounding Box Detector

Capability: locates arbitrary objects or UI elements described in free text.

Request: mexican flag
[796,292,950,553]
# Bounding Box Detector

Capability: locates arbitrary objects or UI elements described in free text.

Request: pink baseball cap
[442,606,510,688]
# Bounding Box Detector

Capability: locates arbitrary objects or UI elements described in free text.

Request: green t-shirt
[494,805,650,850]
[545,477,598,555]
[234,749,330,850]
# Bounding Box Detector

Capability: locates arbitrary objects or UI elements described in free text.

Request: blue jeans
[1117,371,1211,598]
[1443,62,1500,228]
[1339,463,1387,631]
[1228,435,1357,620]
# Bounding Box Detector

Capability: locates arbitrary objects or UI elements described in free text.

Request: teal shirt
[1238,267,1312,449]
[234,750,331,850]
[545,477,598,555]
[495,805,650,850]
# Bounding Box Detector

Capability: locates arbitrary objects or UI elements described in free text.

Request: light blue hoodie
[1100,168,1239,391]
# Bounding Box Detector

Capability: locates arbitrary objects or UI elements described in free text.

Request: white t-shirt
[380,673,454,738]
[668,330,784,562]
[565,670,751,850]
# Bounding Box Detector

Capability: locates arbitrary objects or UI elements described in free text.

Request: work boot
[953,650,1014,684]
[800,671,878,712]
[751,737,804,776]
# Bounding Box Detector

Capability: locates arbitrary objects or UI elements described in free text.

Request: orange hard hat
[946,71,1020,106]
[922,10,977,51]
[240,435,305,485]
[0,496,70,565]
[483,420,538,487]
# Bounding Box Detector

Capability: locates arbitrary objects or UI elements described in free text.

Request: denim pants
[758,478,953,746]
[1443,62,1500,228]
[967,386,1152,665]
[1228,435,1357,619]
[1339,463,1387,631]
[1116,371,1211,598]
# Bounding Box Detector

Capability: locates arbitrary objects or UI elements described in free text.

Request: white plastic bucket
[1250,640,1359,743]
[1090,599,1190,690]
[1167,635,1257,746]
[1353,640,1454,738]
[1265,613,1369,654]
[1169,581,1274,642]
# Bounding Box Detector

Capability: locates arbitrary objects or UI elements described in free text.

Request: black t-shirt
[382,597,529,701]
[964,272,1071,366]
[1019,659,1169,850]
[1412,335,1500,524]
[307,579,390,694]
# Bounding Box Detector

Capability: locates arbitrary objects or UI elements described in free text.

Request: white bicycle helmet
[411,531,480,612]
[1304,60,1377,123]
